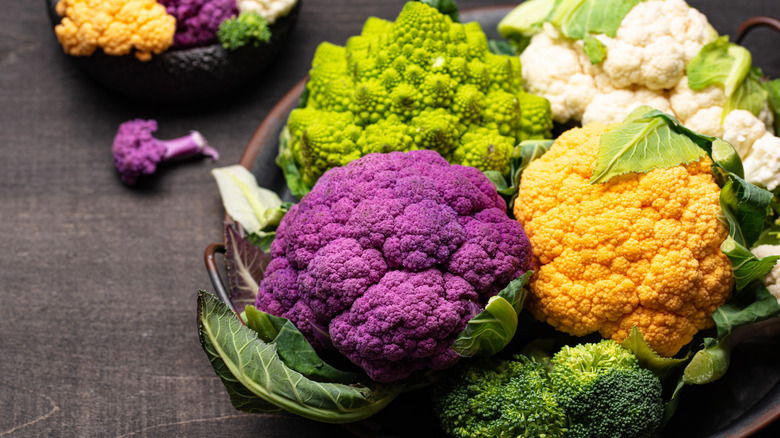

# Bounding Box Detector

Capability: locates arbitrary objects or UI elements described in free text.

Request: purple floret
[256,150,533,382]
[159,0,238,48]
[330,270,477,382]
[111,119,219,185]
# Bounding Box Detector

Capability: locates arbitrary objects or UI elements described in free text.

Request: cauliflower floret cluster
[54,0,176,61]
[283,2,552,194]
[257,150,533,382]
[521,0,716,126]
[513,123,734,357]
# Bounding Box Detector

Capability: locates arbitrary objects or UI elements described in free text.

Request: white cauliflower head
[520,0,717,126]
[237,0,297,24]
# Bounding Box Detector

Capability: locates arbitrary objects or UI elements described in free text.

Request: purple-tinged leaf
[224,223,273,314]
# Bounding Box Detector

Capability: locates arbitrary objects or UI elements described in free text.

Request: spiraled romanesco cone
[282,2,553,196]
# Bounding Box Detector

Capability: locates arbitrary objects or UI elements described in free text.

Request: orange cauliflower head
[513,122,733,357]
[54,0,175,62]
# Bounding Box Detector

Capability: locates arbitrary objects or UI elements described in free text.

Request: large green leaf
[451,271,532,357]
[224,224,272,314]
[720,237,780,291]
[682,337,731,385]
[562,0,641,39]
[276,126,311,199]
[498,0,557,39]
[723,67,768,120]
[767,78,780,134]
[590,106,707,184]
[197,291,402,422]
[582,33,607,64]
[687,36,752,97]
[719,176,774,249]
[548,0,587,29]
[620,327,688,381]
[212,165,288,235]
[712,280,780,340]
[243,306,358,384]
[199,302,284,414]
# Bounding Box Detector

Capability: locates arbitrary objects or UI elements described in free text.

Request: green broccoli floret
[549,340,664,438]
[217,11,271,51]
[280,1,553,198]
[431,356,567,438]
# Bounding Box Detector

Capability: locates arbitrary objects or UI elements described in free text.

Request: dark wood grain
[1,1,779,437]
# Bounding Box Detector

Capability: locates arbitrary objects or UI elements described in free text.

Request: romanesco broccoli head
[280,1,553,198]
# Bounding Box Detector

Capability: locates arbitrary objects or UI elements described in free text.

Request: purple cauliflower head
[159,0,238,48]
[257,150,533,382]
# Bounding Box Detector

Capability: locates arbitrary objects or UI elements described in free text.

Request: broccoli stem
[162,131,219,161]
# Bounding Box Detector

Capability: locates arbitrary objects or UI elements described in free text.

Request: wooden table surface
[2,0,780,436]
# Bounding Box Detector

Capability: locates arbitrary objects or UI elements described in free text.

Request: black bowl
[46,0,300,104]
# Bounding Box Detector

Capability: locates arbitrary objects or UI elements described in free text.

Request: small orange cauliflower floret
[54,0,175,62]
[513,122,733,357]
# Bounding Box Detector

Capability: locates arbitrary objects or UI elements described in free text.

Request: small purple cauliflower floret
[112,119,219,185]
[256,150,533,382]
[159,0,238,48]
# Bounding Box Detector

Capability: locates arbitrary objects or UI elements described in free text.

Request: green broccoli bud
[432,356,567,438]
[217,11,271,51]
[549,340,664,438]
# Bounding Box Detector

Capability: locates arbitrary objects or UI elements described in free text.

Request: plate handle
[203,242,238,315]
[737,15,780,44]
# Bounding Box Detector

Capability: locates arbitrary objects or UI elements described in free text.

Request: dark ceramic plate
[204,5,780,437]
[46,0,299,103]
